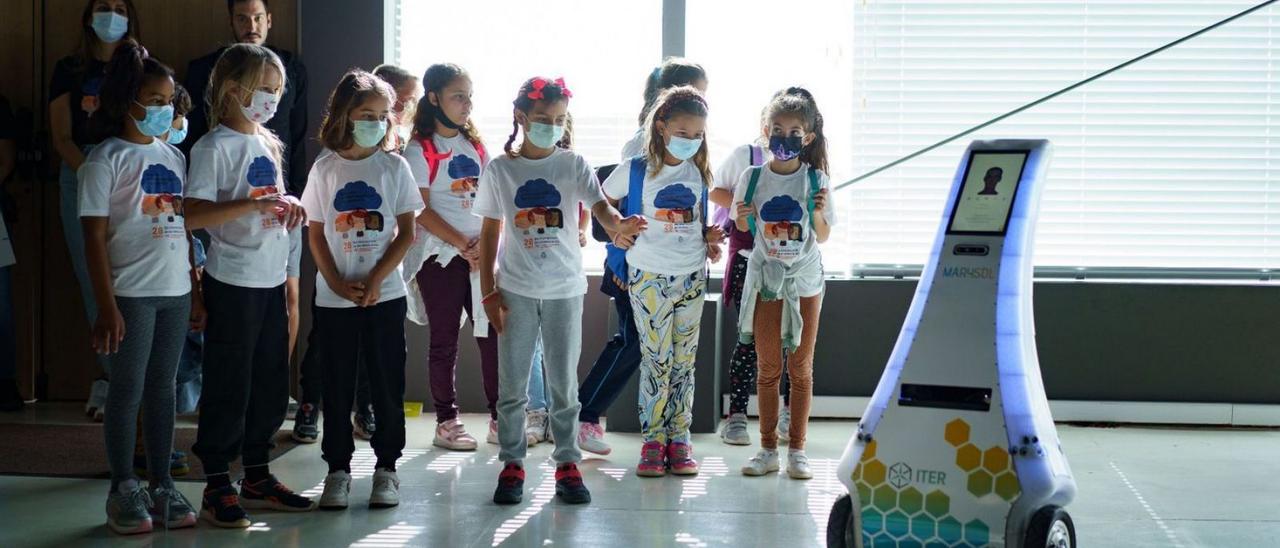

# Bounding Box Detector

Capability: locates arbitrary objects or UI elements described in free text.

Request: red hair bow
[526,77,572,100]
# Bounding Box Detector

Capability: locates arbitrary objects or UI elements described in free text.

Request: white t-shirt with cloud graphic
[730,162,836,267]
[403,133,487,241]
[301,150,425,308]
[602,159,707,276]
[473,148,606,300]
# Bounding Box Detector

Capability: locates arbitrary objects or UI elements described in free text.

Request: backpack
[416,136,489,185]
[742,165,822,236]
[604,155,709,284]
[713,145,765,231]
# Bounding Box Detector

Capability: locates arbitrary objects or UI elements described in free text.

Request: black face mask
[434,107,462,130]
[769,135,805,161]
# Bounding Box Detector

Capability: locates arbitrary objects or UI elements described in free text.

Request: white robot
[828,140,1076,548]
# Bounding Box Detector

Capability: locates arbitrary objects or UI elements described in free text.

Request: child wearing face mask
[477,77,647,505]
[401,63,501,451]
[304,69,424,511]
[79,40,201,535]
[184,43,313,528]
[733,87,834,481]
[600,86,724,478]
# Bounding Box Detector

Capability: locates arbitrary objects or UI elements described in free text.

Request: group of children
[82,38,834,534]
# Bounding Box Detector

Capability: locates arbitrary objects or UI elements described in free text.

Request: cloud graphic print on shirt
[759,195,805,258]
[512,178,565,252]
[333,181,386,260]
[246,155,282,229]
[139,164,186,244]
[447,154,481,208]
[81,76,103,117]
[653,184,698,241]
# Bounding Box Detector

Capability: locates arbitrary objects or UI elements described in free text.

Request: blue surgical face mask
[665,135,703,161]
[526,122,564,149]
[92,11,129,44]
[132,102,175,138]
[769,135,805,162]
[352,120,387,148]
[166,118,189,145]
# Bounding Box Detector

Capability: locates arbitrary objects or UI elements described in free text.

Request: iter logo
[888,462,913,488]
[942,266,996,280]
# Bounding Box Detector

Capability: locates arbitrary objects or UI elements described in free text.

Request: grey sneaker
[525,409,549,445]
[106,480,153,535]
[719,413,751,446]
[369,469,400,508]
[148,483,196,529]
[742,449,781,476]
[787,450,813,480]
[319,471,350,510]
[777,405,791,443]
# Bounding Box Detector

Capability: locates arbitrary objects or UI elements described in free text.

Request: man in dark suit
[183,0,308,196]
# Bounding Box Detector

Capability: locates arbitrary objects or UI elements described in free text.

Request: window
[848,1,1280,270]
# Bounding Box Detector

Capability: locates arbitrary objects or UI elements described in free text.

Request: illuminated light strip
[490,460,558,547]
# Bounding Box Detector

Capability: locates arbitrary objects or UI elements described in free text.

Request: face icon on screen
[980,167,1003,195]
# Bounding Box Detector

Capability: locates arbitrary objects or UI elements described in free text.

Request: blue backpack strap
[744,166,763,235]
[605,156,647,281]
[807,166,821,229]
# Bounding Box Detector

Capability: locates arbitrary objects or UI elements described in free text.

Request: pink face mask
[240,90,279,124]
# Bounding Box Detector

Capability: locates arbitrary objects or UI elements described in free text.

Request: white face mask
[240,90,279,124]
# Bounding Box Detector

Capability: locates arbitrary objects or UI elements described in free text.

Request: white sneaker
[525,409,549,446]
[719,413,751,445]
[742,449,780,476]
[87,379,109,422]
[777,405,791,443]
[318,471,350,510]
[432,418,478,451]
[369,469,400,508]
[787,450,813,480]
[577,422,612,455]
[486,418,499,445]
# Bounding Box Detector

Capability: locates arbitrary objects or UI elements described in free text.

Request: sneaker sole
[635,468,666,478]
[579,444,612,456]
[369,499,399,509]
[107,519,153,535]
[788,470,813,480]
[742,464,781,476]
[432,438,477,451]
[199,509,250,529]
[291,432,319,444]
[161,513,197,529]
[239,498,317,512]
[318,498,348,511]
[720,435,752,446]
[493,494,522,505]
[555,490,591,504]
[670,467,700,476]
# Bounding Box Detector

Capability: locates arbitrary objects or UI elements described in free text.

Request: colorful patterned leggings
[628,268,706,444]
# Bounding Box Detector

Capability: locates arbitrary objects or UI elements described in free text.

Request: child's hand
[617,215,648,237]
[735,201,756,220]
[281,195,307,230]
[190,291,207,332]
[329,279,365,306]
[92,305,126,355]
[707,242,723,264]
[812,189,828,214]
[704,225,725,245]
[483,292,508,334]
[461,238,481,271]
[579,231,588,248]
[359,279,382,307]
[612,232,637,250]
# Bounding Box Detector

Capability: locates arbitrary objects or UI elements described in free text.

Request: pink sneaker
[667,441,699,475]
[432,418,478,451]
[636,441,667,477]
[578,422,612,456]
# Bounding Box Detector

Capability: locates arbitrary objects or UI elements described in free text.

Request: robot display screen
[947,151,1029,234]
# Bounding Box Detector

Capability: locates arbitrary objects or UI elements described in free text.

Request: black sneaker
[493,463,524,505]
[292,403,319,443]
[554,463,591,504]
[239,475,317,512]
[353,405,376,441]
[200,485,250,528]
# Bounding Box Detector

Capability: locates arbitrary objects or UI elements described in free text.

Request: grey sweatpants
[103,294,191,489]
[496,290,583,464]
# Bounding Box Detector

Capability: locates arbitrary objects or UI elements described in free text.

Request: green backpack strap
[806,167,821,229]
[744,166,763,235]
